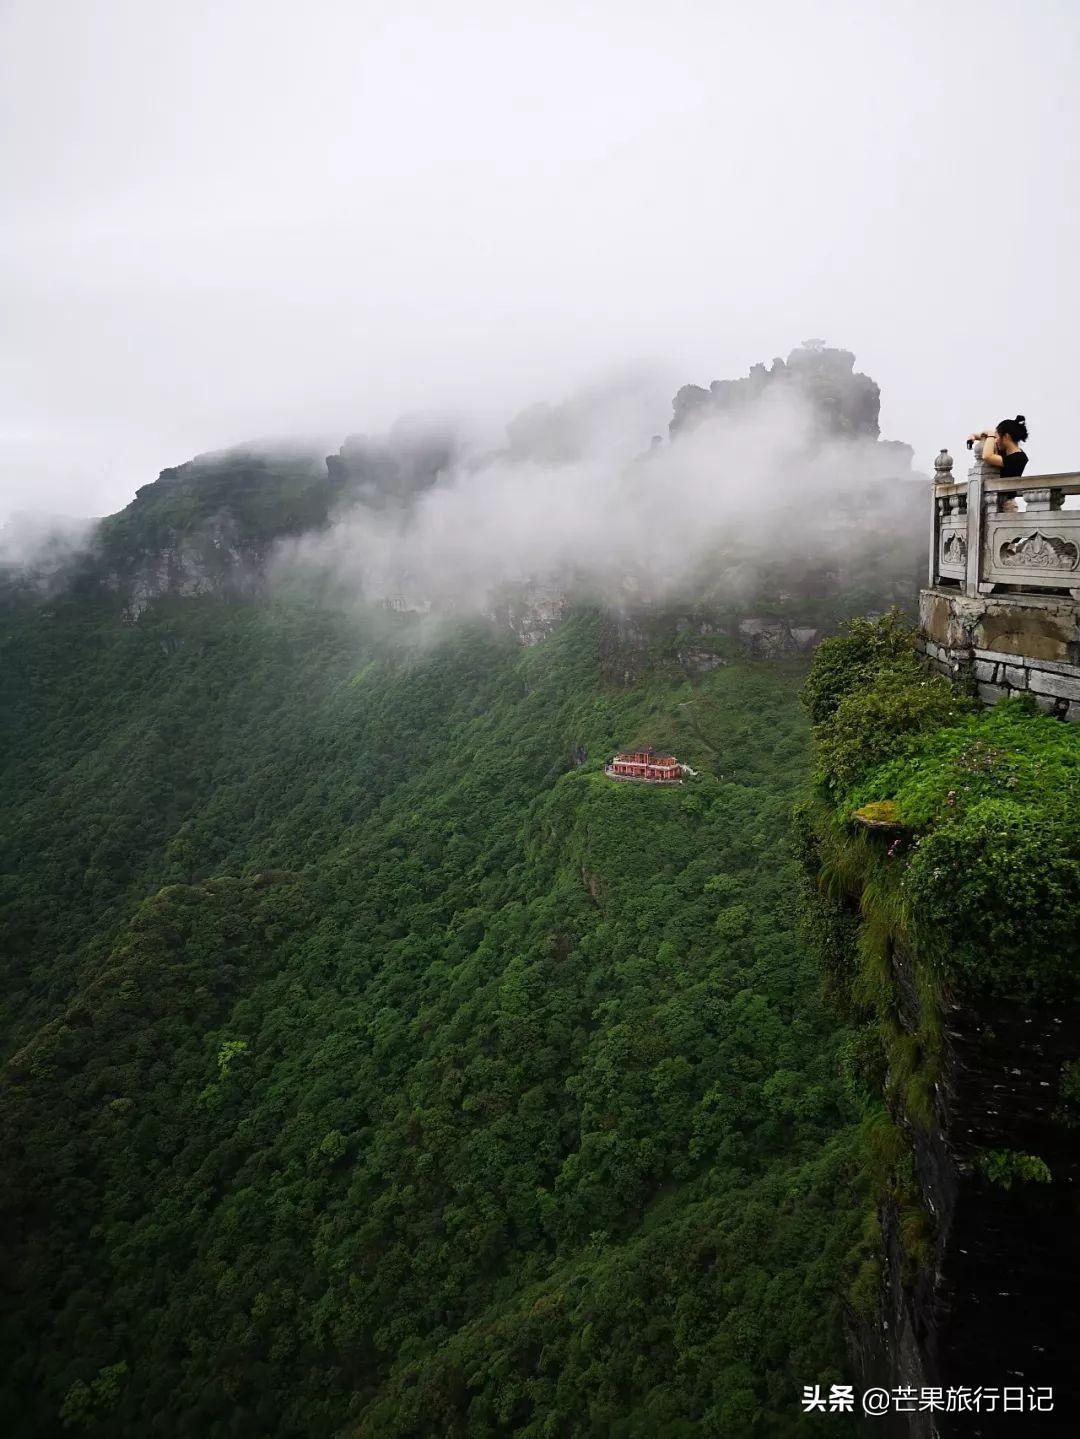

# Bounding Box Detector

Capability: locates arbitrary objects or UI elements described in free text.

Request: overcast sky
[2,0,1077,523]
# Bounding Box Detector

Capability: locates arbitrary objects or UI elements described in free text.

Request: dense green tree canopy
[1,596,863,1436]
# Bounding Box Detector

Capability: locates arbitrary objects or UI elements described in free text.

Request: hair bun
[1016,414,1026,423]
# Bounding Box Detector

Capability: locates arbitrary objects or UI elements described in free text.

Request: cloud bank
[275,370,924,622]
[0,512,99,593]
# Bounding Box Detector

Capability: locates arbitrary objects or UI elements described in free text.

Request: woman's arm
[982,435,1003,468]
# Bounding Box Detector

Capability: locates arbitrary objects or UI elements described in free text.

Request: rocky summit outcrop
[325,420,458,511]
[671,340,883,441]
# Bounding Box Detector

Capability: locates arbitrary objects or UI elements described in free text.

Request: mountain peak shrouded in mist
[670,341,882,442]
[325,417,461,513]
[277,344,922,628]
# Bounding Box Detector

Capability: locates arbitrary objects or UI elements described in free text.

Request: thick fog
[2,0,1078,528]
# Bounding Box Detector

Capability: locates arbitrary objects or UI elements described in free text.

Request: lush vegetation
[796,612,1080,1313]
[95,448,334,555]
[800,612,1080,1002]
[1,594,866,1437]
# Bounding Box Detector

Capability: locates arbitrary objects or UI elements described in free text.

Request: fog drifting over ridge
[275,369,921,620]
[2,0,1078,526]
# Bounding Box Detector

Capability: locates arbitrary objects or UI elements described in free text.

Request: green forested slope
[1,596,862,1437]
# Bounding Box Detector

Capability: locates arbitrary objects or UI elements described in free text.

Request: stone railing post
[965,447,994,596]
[930,448,952,585]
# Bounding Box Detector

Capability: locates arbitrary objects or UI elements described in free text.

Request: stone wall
[917,587,1080,720]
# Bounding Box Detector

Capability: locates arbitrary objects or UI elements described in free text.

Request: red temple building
[606,748,683,782]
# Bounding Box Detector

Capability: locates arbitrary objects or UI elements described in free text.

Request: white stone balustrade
[920,450,1080,719]
[929,449,1080,598]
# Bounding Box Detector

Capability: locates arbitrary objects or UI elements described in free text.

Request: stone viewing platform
[919,449,1080,718]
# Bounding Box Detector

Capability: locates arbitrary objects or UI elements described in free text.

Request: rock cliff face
[849,976,1080,1437]
[934,1003,1080,1407]
[481,583,571,648]
[70,444,335,620]
[598,606,823,685]
[108,513,270,623]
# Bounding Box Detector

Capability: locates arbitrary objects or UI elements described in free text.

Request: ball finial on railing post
[934,448,954,482]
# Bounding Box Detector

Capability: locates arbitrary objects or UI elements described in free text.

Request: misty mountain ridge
[2,343,926,650]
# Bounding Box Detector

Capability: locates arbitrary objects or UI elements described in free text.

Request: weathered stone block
[977,682,1006,706]
[973,647,1078,676]
[920,592,954,647]
[976,609,1074,662]
[1027,669,1080,702]
[973,660,997,683]
[1002,665,1028,689]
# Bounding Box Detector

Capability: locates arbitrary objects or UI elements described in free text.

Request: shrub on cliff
[906,798,1080,999]
[814,663,967,798]
[800,608,916,725]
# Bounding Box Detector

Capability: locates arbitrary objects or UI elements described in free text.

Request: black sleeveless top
[1000,449,1028,478]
